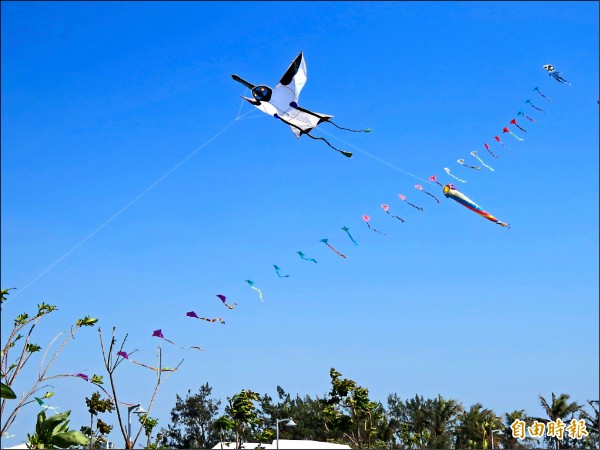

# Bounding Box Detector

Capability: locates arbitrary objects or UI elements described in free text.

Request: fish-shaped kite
[231,52,370,158]
[381,204,405,222]
[443,184,509,227]
[320,238,348,258]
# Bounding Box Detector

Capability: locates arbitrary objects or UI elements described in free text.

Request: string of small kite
[89,62,568,395]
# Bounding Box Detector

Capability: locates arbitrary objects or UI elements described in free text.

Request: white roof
[212,439,351,449]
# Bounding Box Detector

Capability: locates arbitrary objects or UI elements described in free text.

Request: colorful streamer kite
[297,251,318,263]
[341,226,358,246]
[494,136,513,154]
[533,86,551,101]
[525,99,546,114]
[245,279,264,302]
[429,174,444,188]
[509,118,527,133]
[34,397,60,412]
[470,151,494,172]
[186,311,226,324]
[483,143,499,159]
[151,329,184,348]
[543,64,571,84]
[442,169,466,184]
[320,238,348,258]
[362,215,385,235]
[273,264,290,278]
[216,294,237,309]
[415,184,441,202]
[517,109,536,123]
[443,184,509,228]
[457,159,480,170]
[398,194,424,211]
[503,126,523,141]
[117,351,176,371]
[381,204,405,222]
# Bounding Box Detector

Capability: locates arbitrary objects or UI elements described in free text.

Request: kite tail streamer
[533,86,552,101]
[327,120,372,133]
[304,132,353,158]
[470,151,494,172]
[407,201,423,211]
[273,264,290,278]
[381,204,405,222]
[415,185,441,202]
[186,311,226,324]
[245,280,264,302]
[320,239,348,258]
[341,226,358,246]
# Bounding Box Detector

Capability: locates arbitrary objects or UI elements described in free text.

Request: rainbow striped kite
[443,184,509,228]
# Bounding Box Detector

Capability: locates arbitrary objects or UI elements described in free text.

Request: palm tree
[455,403,502,449]
[500,409,534,449]
[537,393,582,449]
[428,395,463,449]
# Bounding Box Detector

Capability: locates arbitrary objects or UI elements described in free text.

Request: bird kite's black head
[252,85,272,102]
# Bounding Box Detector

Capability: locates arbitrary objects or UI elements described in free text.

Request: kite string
[318,128,435,186]
[14,120,237,299]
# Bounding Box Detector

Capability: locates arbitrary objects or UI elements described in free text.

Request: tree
[387,394,462,449]
[455,403,502,449]
[536,392,582,449]
[225,389,262,449]
[258,386,329,442]
[97,327,183,449]
[81,391,115,448]
[212,416,235,449]
[1,287,98,436]
[161,383,221,449]
[323,368,386,449]
[26,410,90,449]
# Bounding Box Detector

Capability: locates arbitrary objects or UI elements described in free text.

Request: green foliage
[86,392,115,416]
[76,316,99,327]
[226,389,263,448]
[161,383,221,449]
[324,368,385,449]
[27,410,90,449]
[1,381,17,399]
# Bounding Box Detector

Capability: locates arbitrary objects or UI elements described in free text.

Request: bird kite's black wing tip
[341,151,353,158]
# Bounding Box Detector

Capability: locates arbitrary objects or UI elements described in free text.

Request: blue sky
[2,1,598,445]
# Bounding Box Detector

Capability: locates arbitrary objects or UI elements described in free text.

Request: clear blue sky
[2,1,598,445]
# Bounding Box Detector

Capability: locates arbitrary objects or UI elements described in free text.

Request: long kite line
[14,120,238,299]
